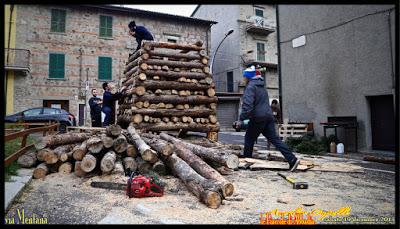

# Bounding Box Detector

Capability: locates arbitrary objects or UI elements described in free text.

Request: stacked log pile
[22,124,239,209]
[117,41,220,137]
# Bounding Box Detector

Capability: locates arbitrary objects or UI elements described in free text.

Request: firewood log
[101,134,114,149]
[17,149,37,168]
[123,157,138,174]
[35,133,88,150]
[100,151,117,173]
[113,134,128,154]
[163,154,222,209]
[136,157,152,174]
[160,133,238,169]
[58,162,73,174]
[125,124,158,163]
[33,163,48,179]
[141,135,174,156]
[112,159,125,175]
[81,154,97,173]
[106,124,122,137]
[74,161,86,177]
[86,137,103,154]
[152,160,167,175]
[130,95,218,105]
[126,144,138,158]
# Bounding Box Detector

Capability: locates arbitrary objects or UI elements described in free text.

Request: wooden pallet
[278,119,308,141]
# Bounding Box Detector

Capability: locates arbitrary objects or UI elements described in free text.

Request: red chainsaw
[90,172,164,198]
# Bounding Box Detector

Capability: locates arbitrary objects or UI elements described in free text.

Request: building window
[49,53,65,79]
[257,42,266,62]
[255,7,264,18]
[50,9,66,33]
[165,35,180,43]
[227,71,234,92]
[98,56,112,80]
[99,15,113,37]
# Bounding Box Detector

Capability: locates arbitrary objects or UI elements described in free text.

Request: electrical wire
[279,7,395,44]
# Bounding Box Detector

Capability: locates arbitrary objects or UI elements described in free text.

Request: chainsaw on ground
[90,171,164,198]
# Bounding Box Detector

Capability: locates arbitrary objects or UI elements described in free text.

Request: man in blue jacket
[101,82,123,127]
[236,66,300,172]
[128,20,154,52]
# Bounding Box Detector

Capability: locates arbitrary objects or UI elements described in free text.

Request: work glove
[232,121,242,130]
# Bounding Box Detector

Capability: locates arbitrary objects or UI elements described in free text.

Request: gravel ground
[5,154,396,225]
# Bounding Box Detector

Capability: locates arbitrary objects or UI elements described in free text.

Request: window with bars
[49,53,65,79]
[50,9,66,33]
[99,15,113,37]
[257,42,265,62]
[98,57,112,80]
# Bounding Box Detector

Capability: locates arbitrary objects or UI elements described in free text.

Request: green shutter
[257,43,265,62]
[49,53,65,79]
[100,15,112,37]
[51,9,66,33]
[98,57,112,80]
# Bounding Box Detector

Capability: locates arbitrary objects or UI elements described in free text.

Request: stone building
[277,5,396,151]
[192,5,278,129]
[11,4,215,126]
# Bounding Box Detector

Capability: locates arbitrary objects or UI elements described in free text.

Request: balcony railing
[4,48,30,71]
[245,16,276,35]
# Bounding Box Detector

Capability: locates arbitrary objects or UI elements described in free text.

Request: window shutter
[57,54,65,78]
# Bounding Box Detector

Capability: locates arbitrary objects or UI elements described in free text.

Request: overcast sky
[121,5,198,17]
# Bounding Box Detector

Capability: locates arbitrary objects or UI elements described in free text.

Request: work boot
[288,157,300,172]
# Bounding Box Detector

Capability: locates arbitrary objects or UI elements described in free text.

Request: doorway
[369,95,395,151]
[78,104,85,126]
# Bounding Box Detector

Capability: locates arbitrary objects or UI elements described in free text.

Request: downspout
[78,48,83,96]
[6,5,15,115]
[387,10,395,117]
[276,5,283,123]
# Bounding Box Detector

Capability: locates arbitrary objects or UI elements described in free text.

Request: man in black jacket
[101,83,123,127]
[88,88,102,127]
[236,66,300,172]
[128,20,154,52]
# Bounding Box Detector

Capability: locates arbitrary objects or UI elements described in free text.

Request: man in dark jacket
[101,82,123,127]
[128,20,154,52]
[236,66,300,172]
[88,88,102,127]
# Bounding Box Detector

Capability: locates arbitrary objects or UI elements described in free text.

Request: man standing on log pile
[102,82,123,127]
[234,65,300,172]
[89,88,103,127]
[128,20,154,55]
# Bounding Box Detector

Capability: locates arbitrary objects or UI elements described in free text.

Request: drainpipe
[78,48,83,96]
[387,10,396,117]
[276,5,283,122]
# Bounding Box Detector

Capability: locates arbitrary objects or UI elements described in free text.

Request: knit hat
[243,66,256,79]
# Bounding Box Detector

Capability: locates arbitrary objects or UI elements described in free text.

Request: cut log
[128,49,147,63]
[123,157,138,174]
[143,41,204,52]
[210,103,217,110]
[140,70,209,80]
[126,86,146,96]
[176,104,184,110]
[173,141,234,197]
[143,101,150,108]
[72,141,88,161]
[106,124,122,137]
[165,104,174,109]
[209,115,218,124]
[37,148,51,161]
[133,80,211,91]
[54,143,76,162]
[160,133,238,169]
[100,151,117,173]
[141,135,174,156]
[43,149,58,165]
[163,154,222,209]
[136,157,152,174]
[152,160,167,175]
[58,162,73,174]
[363,156,395,165]
[147,50,205,61]
[126,144,138,158]
[133,114,143,124]
[17,149,37,168]
[207,88,216,97]
[74,161,86,177]
[86,137,104,154]
[33,163,48,179]
[35,133,88,150]
[132,123,220,133]
[112,160,125,175]
[120,108,215,119]
[113,134,128,154]
[101,134,114,149]
[130,95,218,105]
[81,154,97,173]
[125,124,159,163]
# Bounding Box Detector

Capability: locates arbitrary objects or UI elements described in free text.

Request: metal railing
[4,122,59,166]
[246,16,276,29]
[4,48,31,71]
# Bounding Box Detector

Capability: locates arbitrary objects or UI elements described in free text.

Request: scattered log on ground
[72,141,88,161]
[17,149,37,168]
[54,143,76,162]
[113,134,128,154]
[74,161,86,177]
[163,154,222,209]
[152,160,167,175]
[160,133,238,169]
[35,133,88,150]
[86,137,103,154]
[81,154,97,173]
[136,157,152,174]
[33,163,49,179]
[112,159,125,175]
[126,124,158,163]
[173,141,234,197]
[141,134,174,156]
[58,162,73,174]
[123,157,138,174]
[363,156,395,164]
[100,151,117,173]
[37,148,52,162]
[106,124,122,137]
